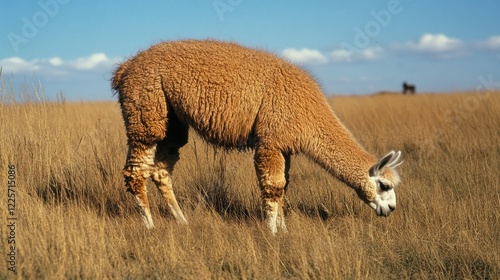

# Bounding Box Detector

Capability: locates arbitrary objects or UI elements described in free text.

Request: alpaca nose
[376,204,395,217]
[383,208,390,217]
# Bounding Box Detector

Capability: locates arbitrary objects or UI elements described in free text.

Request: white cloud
[71,53,114,70]
[359,47,384,61]
[48,57,63,66]
[0,53,121,76]
[390,33,465,59]
[330,46,383,63]
[282,48,328,64]
[390,33,466,59]
[331,49,352,63]
[476,35,500,51]
[0,57,40,73]
[409,33,462,52]
[282,46,383,65]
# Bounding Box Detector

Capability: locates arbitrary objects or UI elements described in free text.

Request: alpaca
[112,39,403,234]
[403,82,416,94]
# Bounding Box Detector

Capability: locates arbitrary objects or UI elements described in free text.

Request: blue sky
[1,0,499,100]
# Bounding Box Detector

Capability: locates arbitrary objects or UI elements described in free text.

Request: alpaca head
[364,151,403,217]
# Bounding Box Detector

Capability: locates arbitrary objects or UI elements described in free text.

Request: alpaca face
[368,177,397,217]
[367,151,403,217]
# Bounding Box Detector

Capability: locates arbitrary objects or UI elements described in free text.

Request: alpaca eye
[379,182,391,191]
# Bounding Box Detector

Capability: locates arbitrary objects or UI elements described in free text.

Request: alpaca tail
[112,60,168,146]
[111,60,132,95]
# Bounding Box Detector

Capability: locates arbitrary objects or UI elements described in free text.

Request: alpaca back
[159,40,269,148]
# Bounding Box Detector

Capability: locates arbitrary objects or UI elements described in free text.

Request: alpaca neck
[303,110,377,191]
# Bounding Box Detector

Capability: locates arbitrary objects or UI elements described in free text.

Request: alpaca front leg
[255,147,288,234]
[276,198,287,233]
[277,154,290,233]
[261,186,286,234]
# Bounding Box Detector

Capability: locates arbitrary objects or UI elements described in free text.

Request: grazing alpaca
[112,40,403,234]
[403,82,416,94]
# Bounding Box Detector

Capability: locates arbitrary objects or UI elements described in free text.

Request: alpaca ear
[386,151,403,169]
[369,151,403,177]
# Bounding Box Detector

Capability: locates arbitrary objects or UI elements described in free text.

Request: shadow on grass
[34,167,131,218]
[191,180,255,221]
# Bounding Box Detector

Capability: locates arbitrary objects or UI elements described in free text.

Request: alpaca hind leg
[151,117,189,224]
[255,147,288,234]
[151,141,187,224]
[123,145,157,229]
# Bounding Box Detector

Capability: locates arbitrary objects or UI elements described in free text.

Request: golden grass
[0,84,499,278]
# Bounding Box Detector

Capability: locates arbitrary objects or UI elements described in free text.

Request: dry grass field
[0,79,499,278]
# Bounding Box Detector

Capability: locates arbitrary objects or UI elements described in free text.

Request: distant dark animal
[403,82,416,94]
